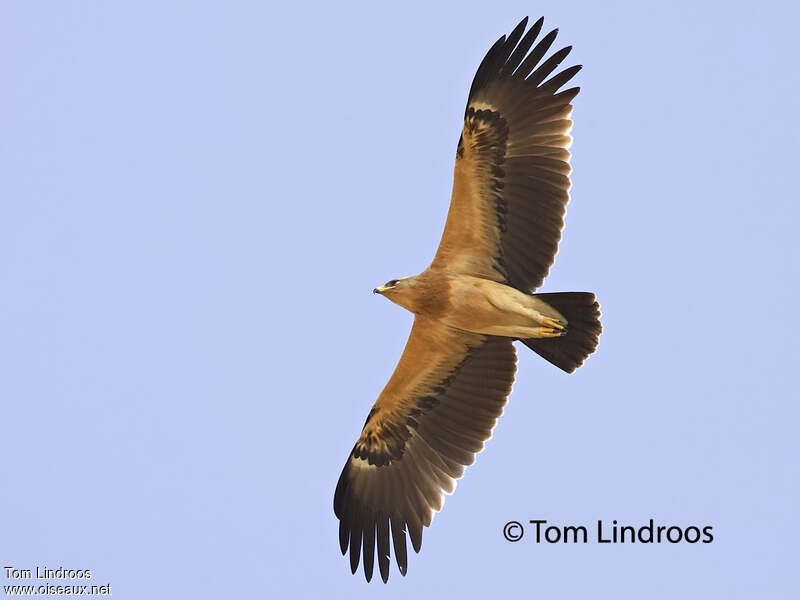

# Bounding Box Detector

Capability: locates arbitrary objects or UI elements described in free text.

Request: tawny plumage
[334,17,602,582]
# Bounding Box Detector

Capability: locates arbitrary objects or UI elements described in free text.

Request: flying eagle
[334,17,601,582]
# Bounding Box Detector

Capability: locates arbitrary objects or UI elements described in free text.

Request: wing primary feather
[362,508,376,582]
[336,466,352,554]
[467,35,507,112]
[333,461,348,519]
[527,46,572,86]
[377,514,391,583]
[390,516,408,576]
[539,64,582,94]
[408,519,424,554]
[515,28,558,78]
[496,17,528,68]
[339,518,349,555]
[553,86,580,106]
[348,501,363,574]
[502,17,544,76]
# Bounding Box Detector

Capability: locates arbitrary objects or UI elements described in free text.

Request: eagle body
[379,272,567,339]
[334,17,602,582]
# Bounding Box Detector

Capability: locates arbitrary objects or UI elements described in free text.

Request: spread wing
[431,16,580,292]
[334,319,516,582]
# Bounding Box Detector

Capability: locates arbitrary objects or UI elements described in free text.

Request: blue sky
[1,1,798,598]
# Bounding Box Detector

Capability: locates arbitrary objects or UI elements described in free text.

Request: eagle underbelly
[441,275,566,339]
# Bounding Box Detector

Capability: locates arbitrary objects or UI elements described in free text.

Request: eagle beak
[373,286,389,295]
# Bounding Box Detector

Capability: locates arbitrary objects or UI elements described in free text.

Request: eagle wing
[334,318,516,582]
[431,16,581,292]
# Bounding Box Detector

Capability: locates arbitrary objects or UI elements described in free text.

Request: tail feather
[521,292,601,373]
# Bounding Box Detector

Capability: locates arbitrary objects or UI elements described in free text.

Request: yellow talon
[541,316,566,330]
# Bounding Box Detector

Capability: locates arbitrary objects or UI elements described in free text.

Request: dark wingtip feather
[409,521,423,553]
[333,458,349,519]
[338,520,349,555]
[362,511,375,582]
[469,18,582,110]
[502,17,543,77]
[467,34,508,107]
[348,504,362,574]
[377,517,390,583]
[540,64,582,94]
[349,543,361,574]
[390,516,408,576]
[527,45,572,86]
[554,86,581,105]
[515,28,558,78]
[334,459,351,555]
[506,17,529,49]
[509,16,529,39]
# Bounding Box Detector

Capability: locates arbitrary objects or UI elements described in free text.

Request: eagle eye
[385,279,399,287]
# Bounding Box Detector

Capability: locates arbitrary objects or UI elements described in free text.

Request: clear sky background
[1,1,798,598]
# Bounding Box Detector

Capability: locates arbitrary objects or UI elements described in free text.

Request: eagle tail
[520,292,601,373]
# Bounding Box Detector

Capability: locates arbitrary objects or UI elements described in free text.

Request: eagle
[334,16,601,582]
